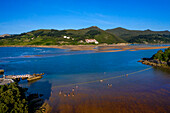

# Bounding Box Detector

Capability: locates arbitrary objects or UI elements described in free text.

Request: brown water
[48,68,170,113]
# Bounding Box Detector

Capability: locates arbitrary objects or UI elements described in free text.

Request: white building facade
[85,39,99,44]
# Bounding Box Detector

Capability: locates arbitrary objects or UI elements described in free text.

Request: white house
[64,36,71,39]
[78,40,84,43]
[67,37,70,39]
[85,39,99,44]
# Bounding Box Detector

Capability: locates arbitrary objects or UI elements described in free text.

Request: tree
[85,30,101,38]
[0,83,28,113]
[151,47,170,63]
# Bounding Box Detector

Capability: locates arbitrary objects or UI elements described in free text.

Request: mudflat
[0,45,169,52]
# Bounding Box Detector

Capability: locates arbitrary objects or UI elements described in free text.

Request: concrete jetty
[0,78,14,85]
[0,72,44,85]
[5,73,44,82]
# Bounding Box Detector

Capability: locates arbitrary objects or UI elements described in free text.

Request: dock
[5,73,44,82]
[27,76,42,81]
[6,74,32,79]
[0,69,45,85]
[0,78,14,85]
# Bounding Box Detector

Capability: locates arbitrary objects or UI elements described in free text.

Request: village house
[67,37,70,39]
[63,36,70,39]
[85,39,99,44]
[78,40,84,43]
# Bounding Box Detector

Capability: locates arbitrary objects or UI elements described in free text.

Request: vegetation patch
[139,47,170,67]
[0,82,50,113]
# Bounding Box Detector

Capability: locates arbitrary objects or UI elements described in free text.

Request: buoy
[64,94,67,97]
[76,85,79,89]
[107,84,112,87]
[100,80,103,82]
[72,93,75,97]
[59,91,62,95]
[72,88,75,92]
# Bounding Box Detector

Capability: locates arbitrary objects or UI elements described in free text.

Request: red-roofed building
[85,39,99,44]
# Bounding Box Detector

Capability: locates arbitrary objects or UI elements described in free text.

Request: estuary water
[0,47,170,112]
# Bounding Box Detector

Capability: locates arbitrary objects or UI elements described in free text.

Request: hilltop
[0,26,170,45]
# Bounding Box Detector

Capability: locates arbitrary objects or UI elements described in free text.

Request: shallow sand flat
[56,45,97,51]
[129,49,136,51]
[45,65,170,113]
[99,49,125,53]
[134,46,170,50]
[97,46,170,53]
[0,45,169,52]
[48,84,170,113]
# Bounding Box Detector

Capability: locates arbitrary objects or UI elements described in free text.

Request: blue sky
[0,0,170,34]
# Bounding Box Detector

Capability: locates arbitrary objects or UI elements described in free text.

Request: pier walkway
[0,78,14,85]
[6,74,32,79]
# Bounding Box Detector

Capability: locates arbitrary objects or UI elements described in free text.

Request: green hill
[0,26,125,46]
[1,26,170,45]
[106,27,170,43]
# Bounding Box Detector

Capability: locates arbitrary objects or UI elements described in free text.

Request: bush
[0,83,28,113]
[152,47,170,63]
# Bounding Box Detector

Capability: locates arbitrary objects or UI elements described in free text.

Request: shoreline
[0,45,170,53]
[138,59,170,69]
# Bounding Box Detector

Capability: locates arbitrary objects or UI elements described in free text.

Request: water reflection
[153,67,170,75]
[20,80,52,100]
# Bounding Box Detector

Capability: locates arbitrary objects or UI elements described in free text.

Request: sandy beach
[0,45,169,53]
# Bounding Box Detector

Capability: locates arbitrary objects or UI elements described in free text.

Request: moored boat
[27,76,43,82]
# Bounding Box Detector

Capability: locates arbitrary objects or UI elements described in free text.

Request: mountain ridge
[0,26,170,45]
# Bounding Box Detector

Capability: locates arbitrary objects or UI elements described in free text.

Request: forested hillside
[0,26,125,45]
[0,26,170,45]
[106,27,170,44]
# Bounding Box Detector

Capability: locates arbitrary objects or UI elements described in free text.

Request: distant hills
[0,26,170,45]
[106,27,170,43]
[0,34,10,38]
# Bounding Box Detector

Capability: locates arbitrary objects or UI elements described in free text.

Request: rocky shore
[138,58,170,68]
